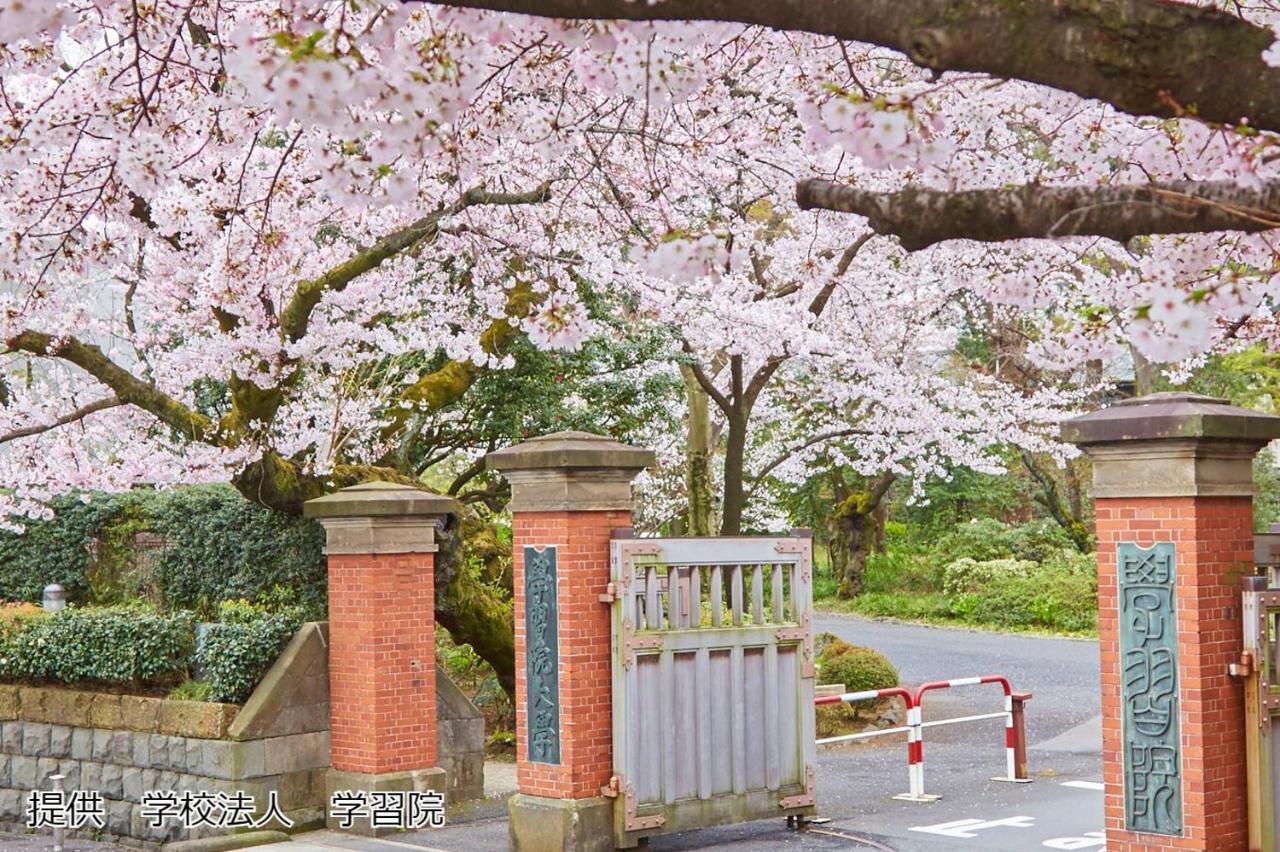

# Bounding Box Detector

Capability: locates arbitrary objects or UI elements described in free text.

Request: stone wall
[0,686,329,844]
[0,620,486,845]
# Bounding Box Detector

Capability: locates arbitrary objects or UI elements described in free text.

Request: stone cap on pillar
[1061,392,1280,499]
[303,481,459,554]
[1061,391,1280,446]
[486,431,654,512]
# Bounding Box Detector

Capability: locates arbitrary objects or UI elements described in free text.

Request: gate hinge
[1230,651,1254,679]
[598,582,618,604]
[600,775,620,798]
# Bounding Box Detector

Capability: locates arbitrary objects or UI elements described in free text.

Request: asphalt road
[288,612,1106,852]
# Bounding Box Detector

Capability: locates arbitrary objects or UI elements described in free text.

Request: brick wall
[327,552,436,775]
[1095,496,1251,851]
[513,510,628,800]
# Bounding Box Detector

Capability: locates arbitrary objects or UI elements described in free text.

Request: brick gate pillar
[1064,392,1280,851]
[487,431,653,852]
[304,481,459,835]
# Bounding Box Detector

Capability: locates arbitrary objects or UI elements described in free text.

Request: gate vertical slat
[646,566,661,630]
[689,567,702,629]
[659,645,677,805]
[730,644,747,794]
[764,642,781,790]
[711,649,731,793]
[777,645,800,784]
[751,565,764,624]
[772,564,784,623]
[695,645,713,800]
[744,649,765,788]
[710,565,723,626]
[730,566,744,626]
[669,567,683,630]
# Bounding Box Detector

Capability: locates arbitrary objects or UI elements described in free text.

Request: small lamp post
[41,584,66,613]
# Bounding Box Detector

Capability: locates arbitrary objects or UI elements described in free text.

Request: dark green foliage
[816,640,900,692]
[0,493,132,602]
[931,518,1076,564]
[195,600,301,704]
[0,486,325,620]
[144,485,325,618]
[0,607,194,687]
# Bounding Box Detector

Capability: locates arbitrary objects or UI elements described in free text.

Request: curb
[161,830,291,851]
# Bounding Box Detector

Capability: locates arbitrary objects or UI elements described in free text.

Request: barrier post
[993,691,1033,783]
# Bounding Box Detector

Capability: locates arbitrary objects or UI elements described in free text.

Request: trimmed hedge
[0,600,302,702]
[0,607,194,686]
[195,600,302,704]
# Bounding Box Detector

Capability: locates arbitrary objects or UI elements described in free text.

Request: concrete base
[325,766,448,836]
[508,793,614,852]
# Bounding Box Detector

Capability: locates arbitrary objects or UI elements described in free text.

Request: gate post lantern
[304,481,459,835]
[487,431,653,852]
[1063,392,1280,851]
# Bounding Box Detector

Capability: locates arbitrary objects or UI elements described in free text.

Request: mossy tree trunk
[830,472,895,599]
[680,365,717,537]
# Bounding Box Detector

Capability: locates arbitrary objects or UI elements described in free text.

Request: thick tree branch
[278,181,553,343]
[424,0,1280,133]
[0,396,123,445]
[4,331,214,441]
[796,178,1280,249]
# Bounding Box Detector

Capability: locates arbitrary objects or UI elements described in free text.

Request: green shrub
[932,518,1077,565]
[1005,520,1079,563]
[817,644,899,693]
[931,518,1015,562]
[963,564,1098,633]
[942,558,1036,596]
[196,602,300,704]
[0,606,194,686]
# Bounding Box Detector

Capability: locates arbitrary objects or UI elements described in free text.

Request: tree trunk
[830,473,895,598]
[681,365,716,537]
[720,412,748,535]
[1131,344,1159,396]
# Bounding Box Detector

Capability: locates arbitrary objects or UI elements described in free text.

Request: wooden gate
[607,533,817,847]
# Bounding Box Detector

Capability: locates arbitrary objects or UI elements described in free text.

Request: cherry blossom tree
[3,1,1280,627]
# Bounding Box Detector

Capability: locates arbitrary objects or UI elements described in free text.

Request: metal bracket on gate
[599,582,618,604]
[778,766,816,810]
[621,780,665,831]
[624,633,663,666]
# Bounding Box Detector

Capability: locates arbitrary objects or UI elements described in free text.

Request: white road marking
[1042,830,1106,849]
[908,816,1035,838]
[1060,780,1106,791]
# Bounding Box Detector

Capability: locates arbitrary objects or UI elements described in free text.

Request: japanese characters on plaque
[1117,542,1182,836]
[524,545,561,765]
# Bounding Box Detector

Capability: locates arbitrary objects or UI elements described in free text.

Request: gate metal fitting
[1231,651,1254,679]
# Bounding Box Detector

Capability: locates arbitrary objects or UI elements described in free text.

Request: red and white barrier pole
[814,674,1030,802]
[815,687,916,797]
[892,675,1029,801]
